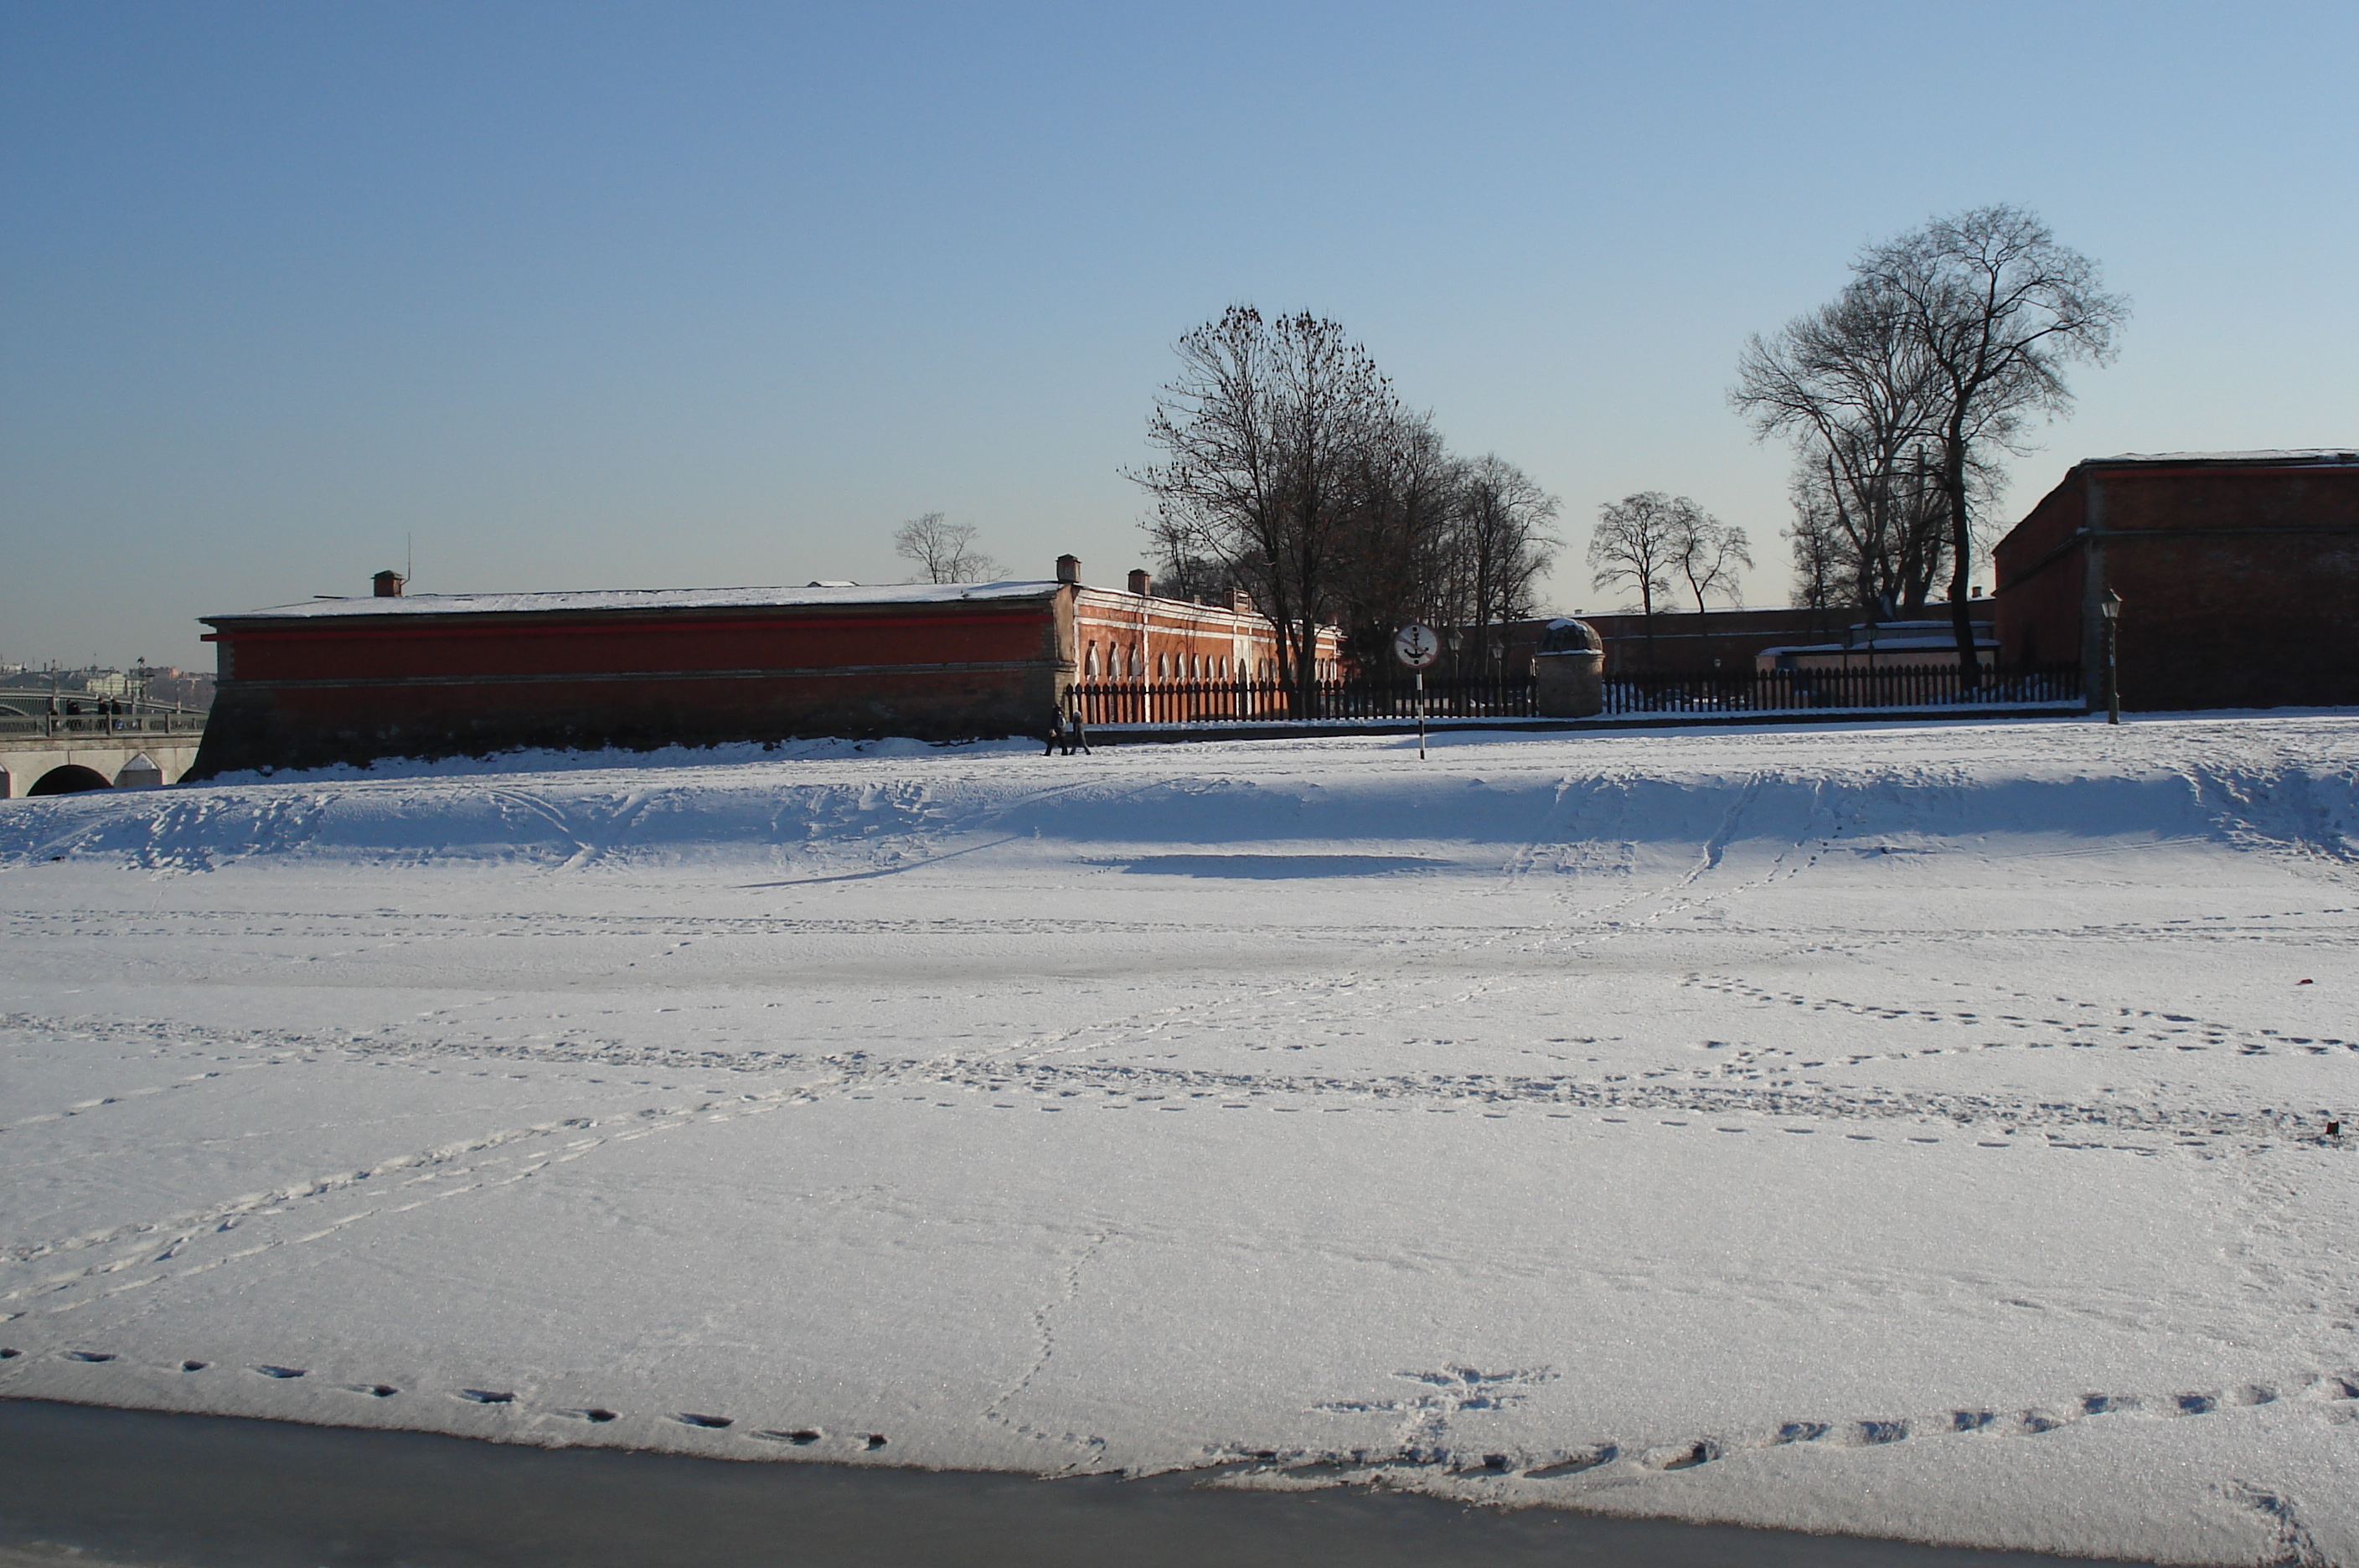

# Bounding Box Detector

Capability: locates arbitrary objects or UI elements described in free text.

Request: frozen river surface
[2,716,2355,1563]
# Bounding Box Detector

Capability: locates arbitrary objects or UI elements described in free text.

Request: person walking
[1043,703,1092,756]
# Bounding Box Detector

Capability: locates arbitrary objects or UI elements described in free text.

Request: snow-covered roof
[208,580,1064,622]
[2085,449,2359,467]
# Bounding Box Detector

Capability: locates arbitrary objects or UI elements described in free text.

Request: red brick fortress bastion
[189,560,1335,778]
[1991,450,2359,713]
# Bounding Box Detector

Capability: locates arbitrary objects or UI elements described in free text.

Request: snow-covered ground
[3,715,2356,1564]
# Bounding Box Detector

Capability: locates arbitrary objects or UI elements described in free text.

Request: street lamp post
[2100,587,2123,725]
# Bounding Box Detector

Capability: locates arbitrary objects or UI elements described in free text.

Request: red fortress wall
[1994,451,2359,713]
[190,565,1339,778]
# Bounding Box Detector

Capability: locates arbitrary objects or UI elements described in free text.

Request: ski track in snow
[4,714,2359,1562]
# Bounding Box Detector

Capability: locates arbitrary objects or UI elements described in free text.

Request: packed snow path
[3,715,2356,1564]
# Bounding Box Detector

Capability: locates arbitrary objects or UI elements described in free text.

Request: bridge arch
[28,764,112,796]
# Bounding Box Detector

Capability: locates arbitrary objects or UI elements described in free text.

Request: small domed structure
[1537,618,1603,657]
[1534,617,1604,716]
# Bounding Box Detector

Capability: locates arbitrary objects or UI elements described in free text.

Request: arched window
[1085,642,1099,677]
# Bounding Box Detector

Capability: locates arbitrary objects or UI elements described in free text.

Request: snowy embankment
[3,715,2356,1564]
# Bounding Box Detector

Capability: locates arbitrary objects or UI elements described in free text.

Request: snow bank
[8,714,2356,879]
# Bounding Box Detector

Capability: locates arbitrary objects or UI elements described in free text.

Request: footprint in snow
[1524,1445,1617,1477]
[1641,1440,1718,1470]
[1510,1372,2359,1488]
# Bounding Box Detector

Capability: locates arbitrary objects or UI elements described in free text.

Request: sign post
[2100,587,2123,725]
[1392,622,1439,760]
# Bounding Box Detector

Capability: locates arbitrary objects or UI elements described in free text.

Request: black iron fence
[1602,662,2083,715]
[1066,663,2083,727]
[1067,674,1536,725]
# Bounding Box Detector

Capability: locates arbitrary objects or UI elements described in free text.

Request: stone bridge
[0,716,206,798]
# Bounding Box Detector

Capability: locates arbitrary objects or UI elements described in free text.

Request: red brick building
[190,559,1340,777]
[1991,451,2359,712]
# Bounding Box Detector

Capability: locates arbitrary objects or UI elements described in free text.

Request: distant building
[1755,619,2000,673]
[1485,604,1993,678]
[1992,451,2359,712]
[141,668,215,711]
[189,559,1339,777]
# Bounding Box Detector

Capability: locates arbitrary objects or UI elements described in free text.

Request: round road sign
[1392,623,1439,670]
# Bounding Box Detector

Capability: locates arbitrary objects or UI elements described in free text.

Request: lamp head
[2100,587,2123,622]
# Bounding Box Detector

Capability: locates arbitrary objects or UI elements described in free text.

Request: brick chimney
[1056,554,1081,585]
[373,570,405,598]
[1128,569,1151,596]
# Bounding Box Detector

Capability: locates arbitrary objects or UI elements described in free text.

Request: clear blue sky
[4,0,2353,670]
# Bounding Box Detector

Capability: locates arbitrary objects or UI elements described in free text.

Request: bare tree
[1734,281,1947,613]
[1666,503,1752,614]
[1776,446,1956,613]
[893,513,1001,584]
[1856,206,2128,680]
[1448,454,1561,671]
[1327,408,1459,669]
[1784,482,1842,613]
[1128,307,1398,714]
[1588,492,1687,668]
[1145,525,1243,606]
[1588,493,1679,616]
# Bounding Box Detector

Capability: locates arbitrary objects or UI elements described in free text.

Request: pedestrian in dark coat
[1043,704,1091,756]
